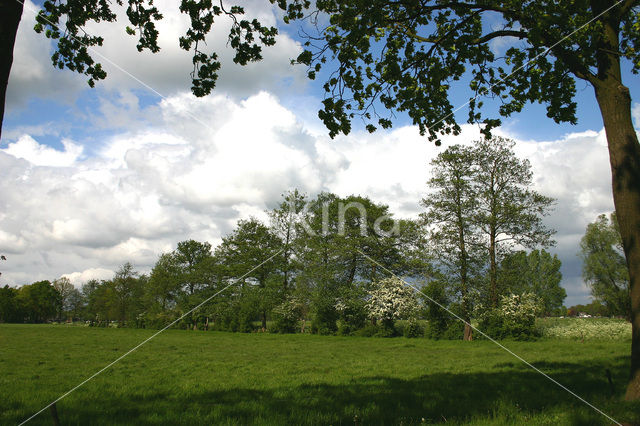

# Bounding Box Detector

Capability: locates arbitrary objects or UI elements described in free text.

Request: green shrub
[334,289,367,336]
[478,311,509,339]
[442,321,464,340]
[355,323,379,337]
[236,306,255,333]
[271,316,298,334]
[213,300,256,333]
[425,318,464,340]
[337,319,357,336]
[423,280,455,339]
[270,297,303,334]
[403,319,425,338]
[376,322,398,337]
[142,311,180,329]
[477,293,541,340]
[311,303,338,335]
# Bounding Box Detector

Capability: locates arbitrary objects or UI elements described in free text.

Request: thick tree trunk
[594,79,640,400]
[0,0,23,140]
[463,323,473,341]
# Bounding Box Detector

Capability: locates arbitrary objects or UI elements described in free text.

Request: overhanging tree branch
[471,30,528,45]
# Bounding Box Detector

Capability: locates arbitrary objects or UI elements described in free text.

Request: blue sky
[1,0,639,307]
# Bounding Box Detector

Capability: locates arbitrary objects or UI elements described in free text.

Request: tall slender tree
[421,144,481,340]
[52,277,75,320]
[111,262,144,324]
[268,189,307,291]
[471,137,555,307]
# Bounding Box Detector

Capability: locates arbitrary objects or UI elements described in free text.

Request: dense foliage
[580,212,630,319]
[0,192,425,331]
[0,179,565,339]
[421,137,557,339]
[0,280,61,323]
[477,293,542,340]
[499,249,565,316]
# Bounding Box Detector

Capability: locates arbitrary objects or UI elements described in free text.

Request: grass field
[2,324,640,425]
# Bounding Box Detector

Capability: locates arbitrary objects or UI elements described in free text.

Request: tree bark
[0,0,23,140]
[594,78,640,400]
[463,323,473,341]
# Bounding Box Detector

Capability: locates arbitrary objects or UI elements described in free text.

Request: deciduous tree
[214,218,284,329]
[52,276,75,320]
[111,262,145,324]
[421,144,482,340]
[422,138,554,335]
[471,137,556,307]
[173,240,213,295]
[146,252,182,310]
[17,280,61,323]
[0,285,21,322]
[268,189,308,291]
[580,212,630,319]
[498,249,566,316]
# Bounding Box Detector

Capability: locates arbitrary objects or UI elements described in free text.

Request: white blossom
[366,277,419,322]
[541,318,630,340]
[499,293,541,324]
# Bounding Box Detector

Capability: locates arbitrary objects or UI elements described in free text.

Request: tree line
[1,138,573,339]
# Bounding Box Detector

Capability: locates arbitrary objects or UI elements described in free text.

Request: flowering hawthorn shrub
[501,293,541,324]
[478,293,541,340]
[366,277,419,333]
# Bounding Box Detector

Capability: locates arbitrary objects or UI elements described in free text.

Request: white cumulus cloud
[0,90,628,306]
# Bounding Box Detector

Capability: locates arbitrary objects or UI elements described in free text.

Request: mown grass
[1,324,640,425]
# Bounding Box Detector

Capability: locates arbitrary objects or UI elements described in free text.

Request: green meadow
[2,323,639,425]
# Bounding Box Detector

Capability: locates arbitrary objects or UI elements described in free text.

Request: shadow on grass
[22,357,640,425]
